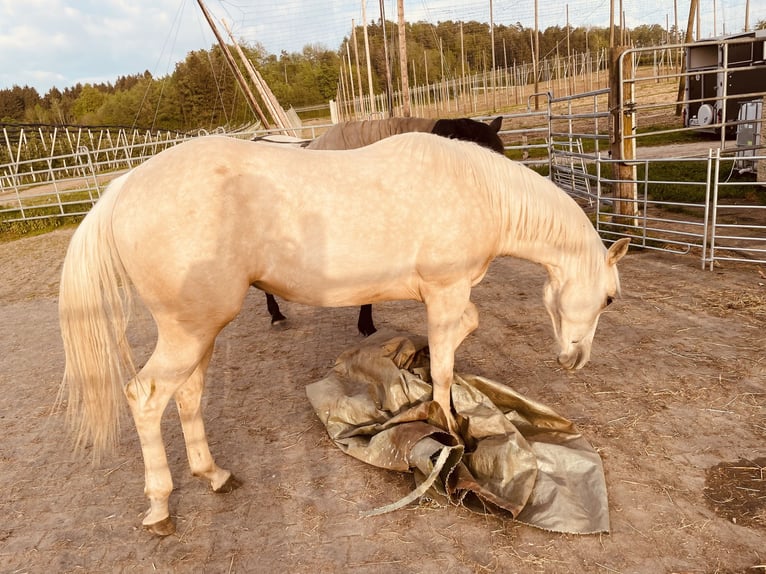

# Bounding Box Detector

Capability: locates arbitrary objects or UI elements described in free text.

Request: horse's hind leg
[125,324,221,536]
[174,345,239,493]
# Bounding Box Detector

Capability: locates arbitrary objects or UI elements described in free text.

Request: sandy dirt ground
[0,228,764,573]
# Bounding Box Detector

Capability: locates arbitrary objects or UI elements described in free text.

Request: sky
[0,0,763,94]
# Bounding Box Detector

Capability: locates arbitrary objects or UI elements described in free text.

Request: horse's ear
[606,238,630,266]
[488,116,503,133]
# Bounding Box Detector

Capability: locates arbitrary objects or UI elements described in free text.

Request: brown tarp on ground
[306,331,610,534]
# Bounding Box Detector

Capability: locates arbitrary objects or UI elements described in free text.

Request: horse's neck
[495,173,602,272]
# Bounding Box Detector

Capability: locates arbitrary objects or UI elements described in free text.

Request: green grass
[633,124,713,147]
[0,215,82,242]
[524,141,764,205]
[0,189,94,242]
[636,161,764,204]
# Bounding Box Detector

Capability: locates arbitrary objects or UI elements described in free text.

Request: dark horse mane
[431,116,504,155]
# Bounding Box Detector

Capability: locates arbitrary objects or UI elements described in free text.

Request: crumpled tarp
[306,330,610,534]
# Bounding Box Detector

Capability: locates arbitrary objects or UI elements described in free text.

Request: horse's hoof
[143,516,176,537]
[271,312,287,324]
[213,474,242,493]
[356,319,378,337]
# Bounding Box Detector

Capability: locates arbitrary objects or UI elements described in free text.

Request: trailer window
[728,42,753,66]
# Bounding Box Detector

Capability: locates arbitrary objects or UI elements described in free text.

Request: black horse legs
[265,292,286,324]
[263,293,377,336]
[356,304,375,336]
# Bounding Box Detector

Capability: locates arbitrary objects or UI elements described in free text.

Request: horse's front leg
[424,282,479,431]
[174,345,238,494]
[357,304,376,336]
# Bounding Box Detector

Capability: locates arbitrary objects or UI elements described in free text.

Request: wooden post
[361,2,376,117]
[533,0,539,110]
[379,0,394,117]
[440,38,446,112]
[345,41,357,119]
[352,20,366,117]
[758,105,765,186]
[490,0,496,111]
[460,22,466,110]
[675,0,699,116]
[397,0,411,117]
[609,46,638,225]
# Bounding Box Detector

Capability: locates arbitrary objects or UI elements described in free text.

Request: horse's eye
[606,296,614,307]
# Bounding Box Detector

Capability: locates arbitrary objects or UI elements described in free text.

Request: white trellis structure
[0,126,197,222]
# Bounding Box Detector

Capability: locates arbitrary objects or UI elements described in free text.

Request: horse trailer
[683,29,766,135]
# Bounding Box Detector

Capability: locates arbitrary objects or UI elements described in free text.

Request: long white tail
[58,175,135,459]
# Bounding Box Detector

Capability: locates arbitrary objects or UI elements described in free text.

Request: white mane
[379,133,607,274]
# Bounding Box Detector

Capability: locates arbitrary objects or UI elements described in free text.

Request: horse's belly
[253,265,422,307]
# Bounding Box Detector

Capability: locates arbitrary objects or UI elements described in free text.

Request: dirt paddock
[0,228,764,573]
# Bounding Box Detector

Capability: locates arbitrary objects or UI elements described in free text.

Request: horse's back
[306,118,435,150]
[110,135,503,308]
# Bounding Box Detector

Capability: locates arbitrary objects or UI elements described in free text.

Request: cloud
[0,0,206,92]
[0,0,763,94]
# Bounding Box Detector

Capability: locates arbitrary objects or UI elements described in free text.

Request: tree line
[0,19,732,132]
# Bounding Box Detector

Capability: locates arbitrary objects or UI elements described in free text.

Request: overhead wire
[132,0,188,130]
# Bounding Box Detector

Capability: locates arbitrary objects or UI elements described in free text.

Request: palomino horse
[264,115,505,334]
[58,133,629,536]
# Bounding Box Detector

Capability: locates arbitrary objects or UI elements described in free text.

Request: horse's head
[542,238,630,370]
[431,117,505,155]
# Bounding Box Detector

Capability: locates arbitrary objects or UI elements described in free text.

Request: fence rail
[0,131,194,223]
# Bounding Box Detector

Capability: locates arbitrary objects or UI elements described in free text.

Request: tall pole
[460,22,466,108]
[674,0,679,72]
[608,0,638,223]
[619,0,624,44]
[361,1,377,116]
[566,4,573,95]
[696,3,701,40]
[397,0,411,117]
[713,0,718,36]
[379,0,394,116]
[352,20,365,116]
[345,41,358,118]
[676,0,699,115]
[745,0,750,31]
[490,0,496,111]
[195,0,270,128]
[534,0,540,110]
[221,18,288,132]
[440,38,446,111]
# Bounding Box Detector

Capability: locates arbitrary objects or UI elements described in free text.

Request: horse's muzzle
[557,348,589,370]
